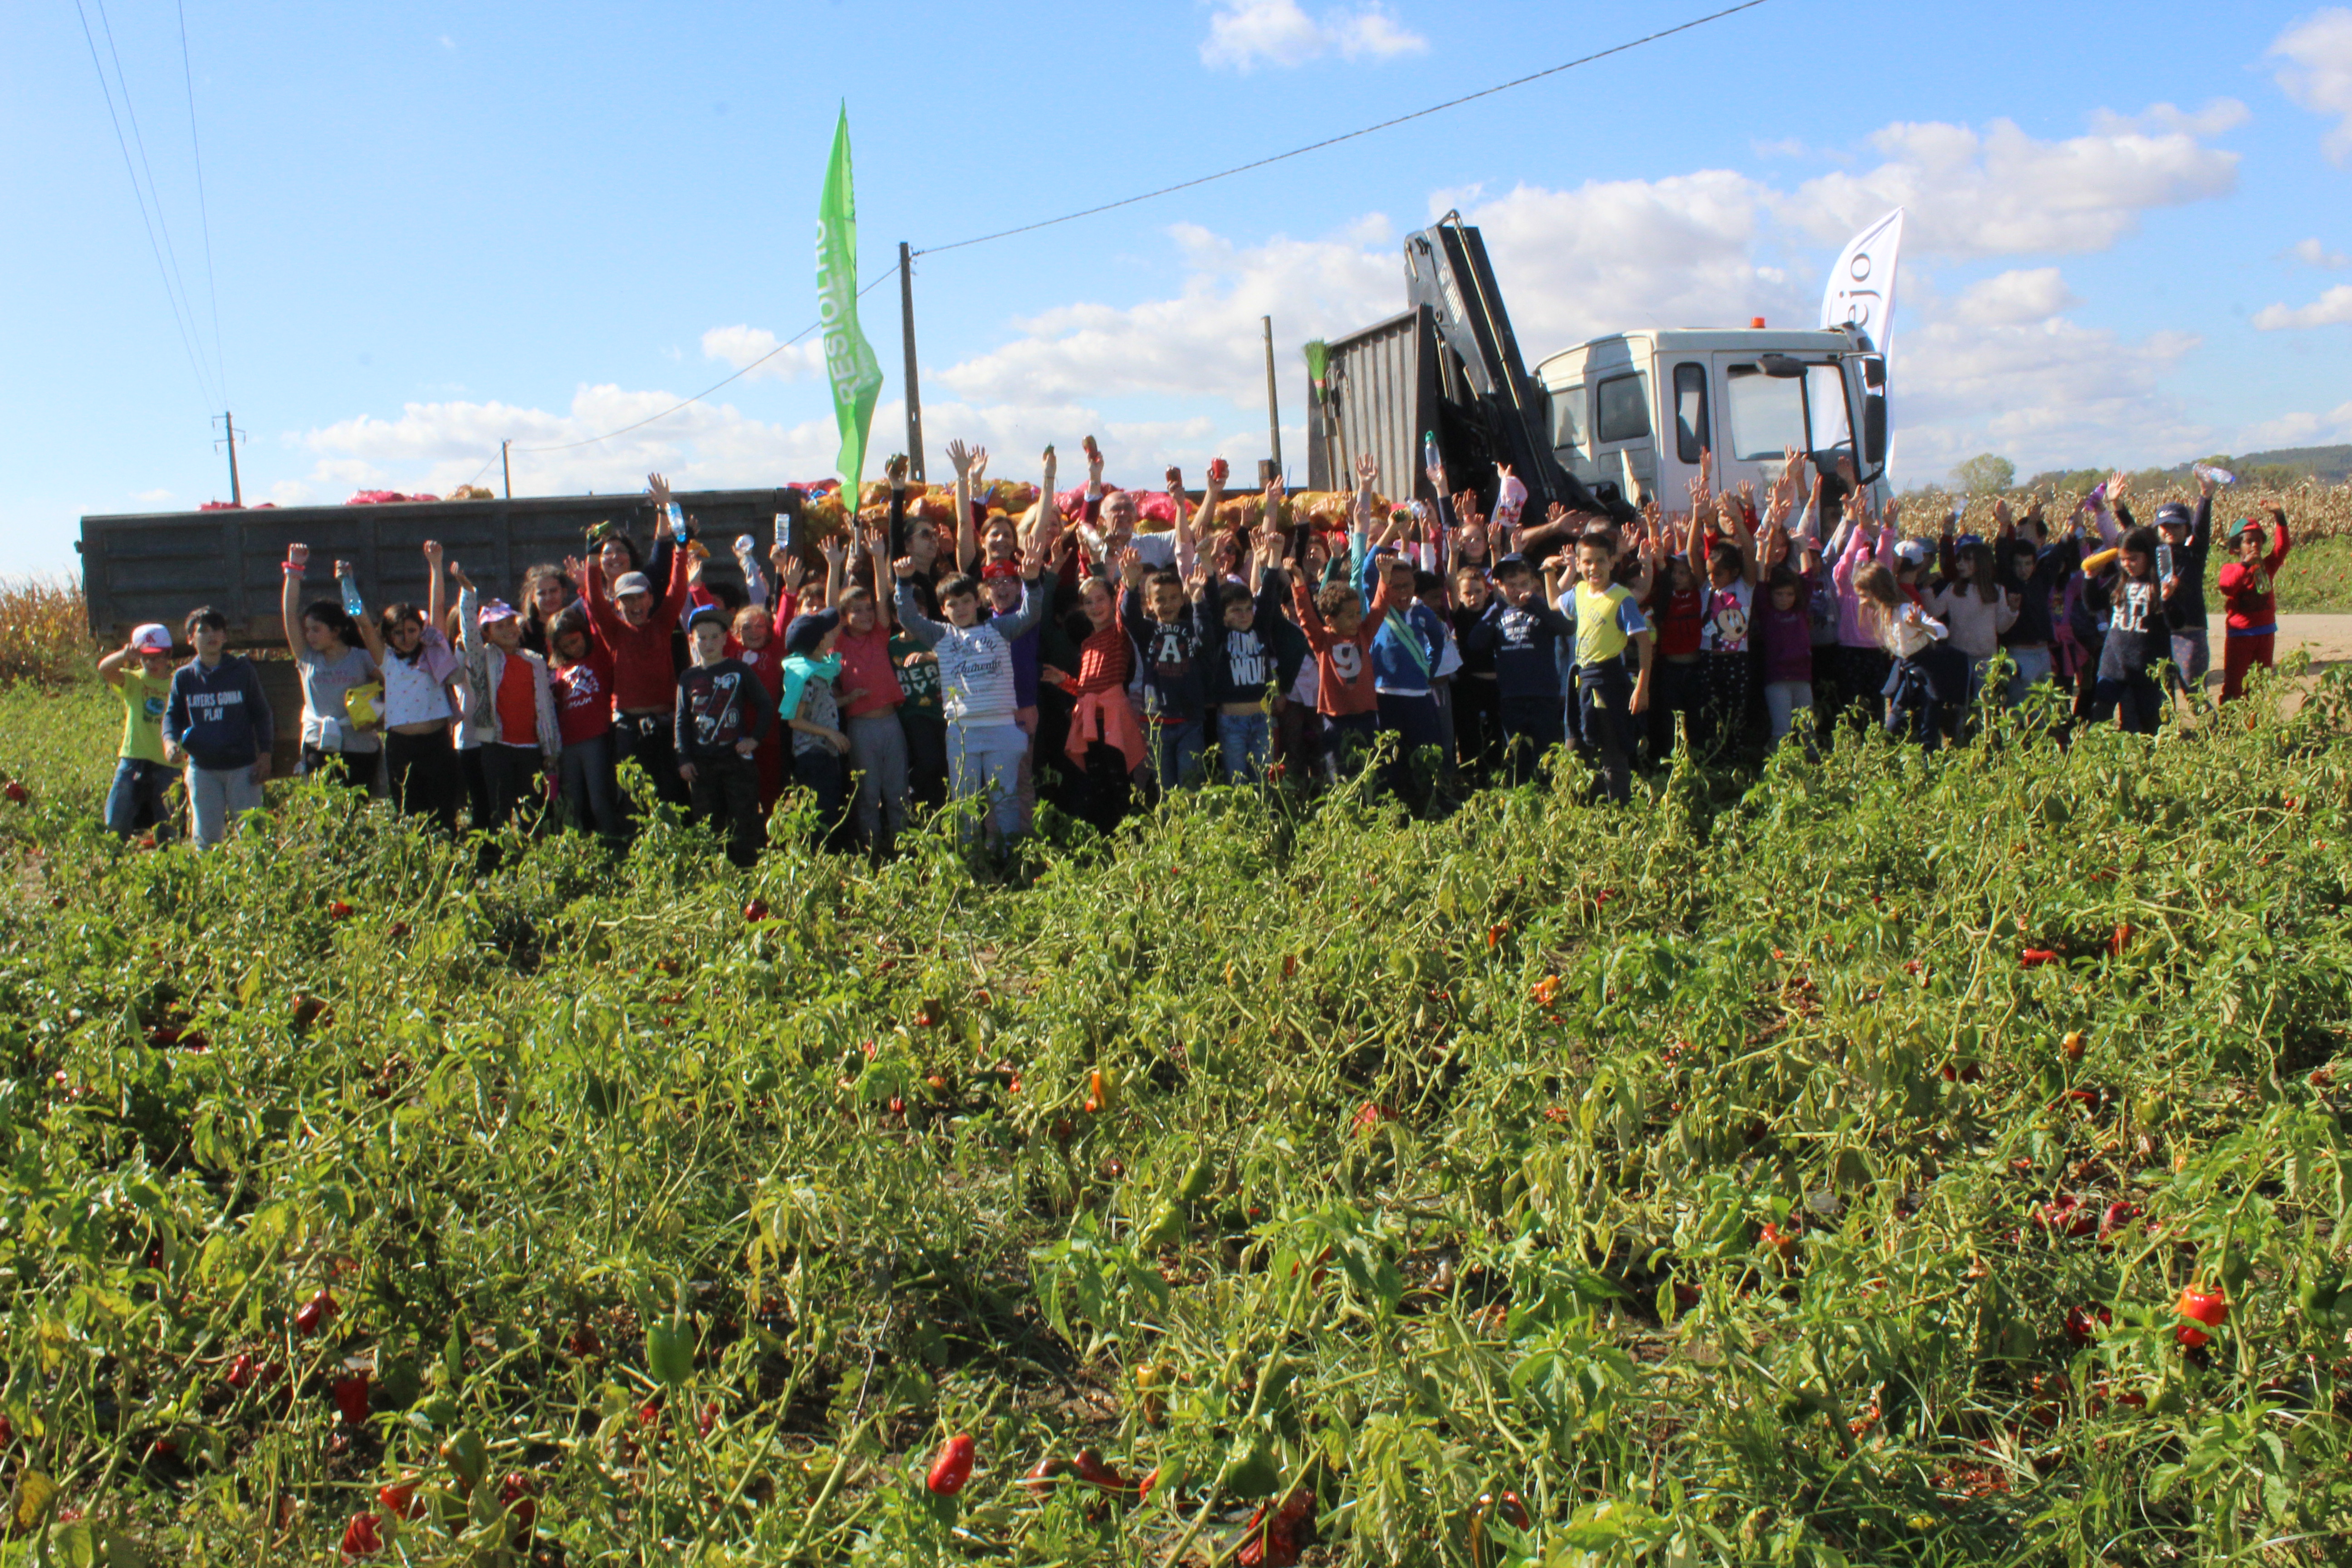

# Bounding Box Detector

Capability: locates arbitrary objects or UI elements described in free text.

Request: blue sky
[5,0,2351,572]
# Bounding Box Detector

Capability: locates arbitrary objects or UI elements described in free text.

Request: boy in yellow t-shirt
[1562,531,1654,804]
[97,623,182,838]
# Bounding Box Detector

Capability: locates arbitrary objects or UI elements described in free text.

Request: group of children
[96,443,2297,857]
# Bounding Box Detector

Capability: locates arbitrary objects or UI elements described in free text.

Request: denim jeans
[1145,719,1204,794]
[1215,710,1270,782]
[1761,680,1812,742]
[104,757,179,838]
[2005,645,2055,706]
[845,711,910,857]
[949,721,1029,843]
[558,730,624,840]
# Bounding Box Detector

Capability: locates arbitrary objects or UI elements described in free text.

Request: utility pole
[1261,317,1283,477]
[899,242,926,482]
[500,440,512,500]
[213,412,245,507]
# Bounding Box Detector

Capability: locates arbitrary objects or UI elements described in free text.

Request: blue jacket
[1355,551,1446,696]
[1462,597,1571,701]
[164,655,274,771]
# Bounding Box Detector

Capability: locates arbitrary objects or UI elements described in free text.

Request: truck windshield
[1724,366,1806,460]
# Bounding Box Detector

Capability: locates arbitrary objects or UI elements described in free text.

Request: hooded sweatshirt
[164,655,274,771]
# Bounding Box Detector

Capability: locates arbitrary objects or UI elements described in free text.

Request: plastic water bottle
[666,502,688,543]
[732,534,756,558]
[1423,431,1440,476]
[2193,463,2236,486]
[340,575,366,619]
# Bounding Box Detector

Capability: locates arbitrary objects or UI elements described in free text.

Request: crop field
[3,599,2352,1564]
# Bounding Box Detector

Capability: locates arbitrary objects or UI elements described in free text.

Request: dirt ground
[2270,615,2352,672]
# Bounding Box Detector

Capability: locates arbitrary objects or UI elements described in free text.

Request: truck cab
[1534,325,1889,518]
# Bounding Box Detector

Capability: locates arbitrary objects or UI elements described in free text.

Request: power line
[512,271,893,453]
[512,0,1766,456]
[73,0,216,409]
[176,0,227,400]
[93,0,221,405]
[913,0,1771,258]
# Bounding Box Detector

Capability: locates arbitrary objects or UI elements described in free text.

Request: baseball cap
[612,571,653,598]
[784,608,841,655]
[1893,539,1933,566]
[2154,502,2193,530]
[479,599,519,624]
[980,560,1022,582]
[2227,515,2267,542]
[686,603,729,632]
[1954,533,1984,553]
[131,622,173,652]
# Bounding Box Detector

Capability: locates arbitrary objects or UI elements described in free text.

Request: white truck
[1307,216,1891,538]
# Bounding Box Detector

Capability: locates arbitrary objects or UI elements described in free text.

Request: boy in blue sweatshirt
[162,606,274,848]
[1119,555,1218,794]
[1463,554,1573,784]
[1202,529,1288,781]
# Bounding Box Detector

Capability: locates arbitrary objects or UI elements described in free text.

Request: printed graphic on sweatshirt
[1223,628,1269,688]
[1145,622,1195,686]
[1702,583,1752,652]
[553,662,604,716]
[2110,580,2158,637]
[1326,641,1364,683]
[689,671,747,745]
[183,687,248,722]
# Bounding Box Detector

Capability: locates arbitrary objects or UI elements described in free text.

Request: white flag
[1821,208,1904,356]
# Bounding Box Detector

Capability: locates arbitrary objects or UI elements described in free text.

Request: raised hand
[561,554,587,586]
[892,554,919,581]
[822,534,848,571]
[1546,500,1569,526]
[1165,464,1185,497]
[1115,546,1145,587]
[646,473,673,511]
[946,440,976,479]
[1355,451,1378,488]
[1207,456,1230,492]
[969,447,990,488]
[287,542,310,569]
[446,559,474,591]
[1084,435,1104,487]
[885,453,909,488]
[334,558,357,580]
[422,539,444,564]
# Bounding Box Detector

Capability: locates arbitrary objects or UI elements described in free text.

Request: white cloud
[1893,318,2206,476]
[2272,7,2352,162]
[936,217,1401,408]
[133,488,174,504]
[438,34,455,50]
[2234,401,2352,449]
[1947,267,2082,328]
[2088,99,2250,137]
[2291,236,2351,268]
[292,387,845,502]
[2253,283,2352,329]
[1779,112,2239,257]
[1200,0,1426,71]
[700,324,826,382]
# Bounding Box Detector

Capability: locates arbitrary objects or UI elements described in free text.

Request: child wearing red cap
[2218,505,2292,701]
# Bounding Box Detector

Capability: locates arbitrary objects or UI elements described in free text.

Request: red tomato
[327,900,355,921]
[2063,1303,2112,1347]
[499,1472,538,1531]
[332,1374,371,1425]
[926,1432,976,1496]
[2176,1285,2228,1347]
[338,1512,383,1559]
[377,1480,423,1520]
[743,898,769,922]
[294,1289,338,1335]
[2020,948,2060,968]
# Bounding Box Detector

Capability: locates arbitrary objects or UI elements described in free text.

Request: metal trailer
[77,486,806,774]
[1306,217,1624,530]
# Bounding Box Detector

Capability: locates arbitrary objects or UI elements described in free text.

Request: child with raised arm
[1831,493,1900,733]
[1353,464,1452,809]
[893,452,1055,853]
[578,527,694,811]
[2218,504,2292,701]
[1119,534,1218,795]
[449,560,561,834]
[1750,499,1822,746]
[1201,495,1290,781]
[674,605,773,867]
[97,624,181,839]
[162,606,274,848]
[1561,530,1652,802]
[833,524,910,859]
[546,609,622,842]
[779,608,854,854]
[1058,549,1145,832]
[1464,552,1572,784]
[1287,544,1383,785]
[2085,525,2172,735]
[1929,535,2018,719]
[344,544,468,832]
[279,543,378,789]
[1694,490,1760,757]
[2153,475,2214,696]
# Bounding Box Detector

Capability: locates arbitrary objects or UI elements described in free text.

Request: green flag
[817,103,884,496]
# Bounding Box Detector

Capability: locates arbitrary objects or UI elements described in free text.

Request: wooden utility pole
[1261,317,1282,477]
[501,440,512,500]
[899,243,926,482]
[215,412,244,506]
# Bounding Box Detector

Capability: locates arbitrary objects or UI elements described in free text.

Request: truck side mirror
[1862,393,1887,465]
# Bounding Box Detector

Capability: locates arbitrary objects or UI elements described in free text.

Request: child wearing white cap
[95,623,182,839]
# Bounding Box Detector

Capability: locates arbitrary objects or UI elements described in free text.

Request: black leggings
[383,730,461,834]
